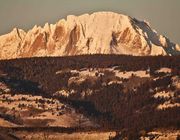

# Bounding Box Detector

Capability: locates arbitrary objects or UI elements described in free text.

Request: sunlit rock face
[0,12,179,60]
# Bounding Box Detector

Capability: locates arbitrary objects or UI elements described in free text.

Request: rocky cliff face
[0,12,179,59]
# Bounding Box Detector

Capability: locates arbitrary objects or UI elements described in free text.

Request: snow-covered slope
[0,12,179,59]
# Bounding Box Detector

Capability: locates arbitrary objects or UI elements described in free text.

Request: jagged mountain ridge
[0,11,179,59]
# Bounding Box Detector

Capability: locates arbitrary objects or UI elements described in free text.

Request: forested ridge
[0,54,179,139]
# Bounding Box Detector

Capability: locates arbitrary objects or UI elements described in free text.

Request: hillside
[0,55,179,139]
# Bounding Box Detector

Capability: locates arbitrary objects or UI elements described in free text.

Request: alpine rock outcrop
[0,12,179,59]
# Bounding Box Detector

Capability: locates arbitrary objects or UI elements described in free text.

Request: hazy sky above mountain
[0,0,179,44]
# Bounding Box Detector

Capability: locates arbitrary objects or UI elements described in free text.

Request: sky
[0,0,179,44]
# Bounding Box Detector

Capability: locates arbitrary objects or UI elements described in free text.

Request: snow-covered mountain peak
[0,11,179,59]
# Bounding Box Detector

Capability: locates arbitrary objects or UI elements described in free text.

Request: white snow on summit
[0,12,179,59]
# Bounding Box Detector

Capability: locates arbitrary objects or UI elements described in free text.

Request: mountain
[0,55,180,139]
[0,11,179,60]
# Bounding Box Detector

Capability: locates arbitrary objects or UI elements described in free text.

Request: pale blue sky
[0,0,179,44]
